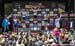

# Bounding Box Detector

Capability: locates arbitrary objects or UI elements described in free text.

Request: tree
[4,3,13,15]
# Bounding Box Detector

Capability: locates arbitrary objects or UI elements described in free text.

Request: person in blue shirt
[2,17,10,32]
[13,18,18,32]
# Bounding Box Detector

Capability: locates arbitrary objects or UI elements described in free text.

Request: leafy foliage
[4,3,13,15]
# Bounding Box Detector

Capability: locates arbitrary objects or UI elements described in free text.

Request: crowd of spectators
[1,3,75,46]
[0,28,75,46]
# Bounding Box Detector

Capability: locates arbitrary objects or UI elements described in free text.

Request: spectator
[21,9,27,20]
[13,18,18,32]
[55,15,61,28]
[52,28,60,44]
[2,17,10,32]
[72,37,75,46]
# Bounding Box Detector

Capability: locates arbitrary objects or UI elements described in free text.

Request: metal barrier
[46,44,73,46]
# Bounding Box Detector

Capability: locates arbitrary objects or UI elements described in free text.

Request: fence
[46,44,73,46]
